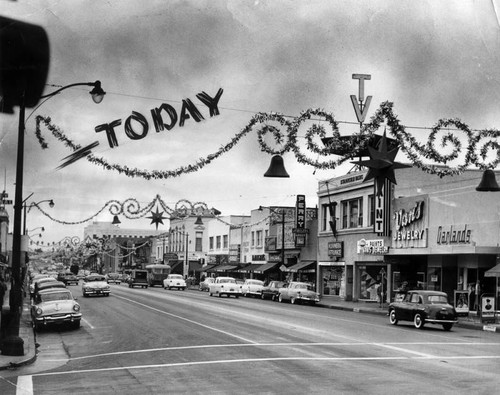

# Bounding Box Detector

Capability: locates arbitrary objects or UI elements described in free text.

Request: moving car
[199,277,215,291]
[31,288,81,331]
[261,281,286,300]
[241,279,264,297]
[208,277,242,298]
[106,272,121,284]
[388,290,458,331]
[278,282,320,305]
[82,274,111,297]
[57,272,79,286]
[128,269,148,288]
[163,274,186,290]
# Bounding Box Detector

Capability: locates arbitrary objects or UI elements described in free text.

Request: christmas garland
[35,102,500,181]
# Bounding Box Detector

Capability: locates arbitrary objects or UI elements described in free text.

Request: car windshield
[428,295,449,304]
[295,283,313,290]
[40,292,73,302]
[87,276,106,282]
[170,275,183,279]
[219,278,235,284]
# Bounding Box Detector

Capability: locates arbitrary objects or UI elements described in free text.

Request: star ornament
[352,131,410,195]
[147,208,166,230]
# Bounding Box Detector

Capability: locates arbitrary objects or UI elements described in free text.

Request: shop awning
[214,265,239,273]
[189,260,202,272]
[237,264,264,273]
[198,264,216,272]
[485,264,500,277]
[169,260,183,272]
[282,261,316,273]
[253,261,280,274]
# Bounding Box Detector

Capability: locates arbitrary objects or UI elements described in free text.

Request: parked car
[57,272,79,286]
[106,272,121,284]
[278,282,320,305]
[388,290,458,331]
[208,277,242,298]
[82,274,111,297]
[30,275,53,296]
[163,274,186,290]
[241,279,264,297]
[35,280,66,297]
[128,269,148,288]
[31,276,59,297]
[31,288,81,331]
[199,277,215,291]
[261,281,286,301]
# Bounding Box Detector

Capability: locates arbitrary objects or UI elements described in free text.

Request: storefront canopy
[189,260,202,272]
[485,264,500,277]
[213,265,239,273]
[282,261,316,273]
[199,264,216,272]
[237,264,264,273]
[253,261,280,274]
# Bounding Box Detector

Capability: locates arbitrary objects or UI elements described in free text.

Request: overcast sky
[2,0,500,245]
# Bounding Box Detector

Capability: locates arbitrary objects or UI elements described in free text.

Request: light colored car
[30,276,58,297]
[31,288,81,331]
[106,272,121,284]
[163,274,186,290]
[208,276,242,298]
[199,277,215,291]
[82,274,111,297]
[241,279,264,297]
[278,281,320,305]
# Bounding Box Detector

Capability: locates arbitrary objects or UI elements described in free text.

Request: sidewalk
[0,284,37,371]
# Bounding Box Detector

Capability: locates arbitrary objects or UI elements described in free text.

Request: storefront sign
[296,195,305,229]
[436,225,471,245]
[252,254,266,261]
[229,244,240,263]
[454,290,470,315]
[357,239,389,254]
[392,196,428,249]
[328,241,344,258]
[481,294,496,323]
[340,174,364,185]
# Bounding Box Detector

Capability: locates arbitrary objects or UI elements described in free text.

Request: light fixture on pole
[22,195,54,235]
[3,80,104,356]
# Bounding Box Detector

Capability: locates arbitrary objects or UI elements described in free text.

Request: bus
[145,264,171,287]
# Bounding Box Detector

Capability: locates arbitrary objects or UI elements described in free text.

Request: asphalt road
[1,283,500,394]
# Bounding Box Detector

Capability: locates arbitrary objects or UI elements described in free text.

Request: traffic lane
[43,286,500,371]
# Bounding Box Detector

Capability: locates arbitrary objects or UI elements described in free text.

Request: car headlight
[104,286,110,291]
[73,304,80,312]
[35,307,43,316]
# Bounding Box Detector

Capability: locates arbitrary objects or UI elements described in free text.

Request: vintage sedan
[278,282,320,305]
[31,288,82,331]
[241,279,264,297]
[82,274,111,297]
[57,272,79,286]
[388,290,458,331]
[208,276,242,298]
[199,277,215,291]
[163,274,186,290]
[261,281,286,301]
[106,272,121,284]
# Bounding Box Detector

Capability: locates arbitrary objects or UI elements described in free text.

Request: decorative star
[352,131,410,195]
[147,208,166,230]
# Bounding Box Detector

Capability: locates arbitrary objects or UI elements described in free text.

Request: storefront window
[359,265,386,301]
[323,267,344,296]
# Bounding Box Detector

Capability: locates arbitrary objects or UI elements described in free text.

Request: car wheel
[389,309,398,325]
[414,313,425,329]
[209,291,212,296]
[290,297,296,304]
[278,294,283,303]
[218,292,222,298]
[34,322,42,332]
[72,320,81,330]
[261,293,265,300]
[235,295,239,298]
[442,323,453,331]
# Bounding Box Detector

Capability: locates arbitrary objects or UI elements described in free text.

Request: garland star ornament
[353,131,410,195]
[147,208,166,230]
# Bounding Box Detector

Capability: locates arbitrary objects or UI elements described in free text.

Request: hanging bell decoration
[476,170,500,192]
[112,215,121,225]
[194,215,204,225]
[264,155,290,178]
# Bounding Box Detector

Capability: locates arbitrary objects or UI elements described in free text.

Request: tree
[70,264,79,275]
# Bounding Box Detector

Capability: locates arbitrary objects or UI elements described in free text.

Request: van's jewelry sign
[392,198,427,248]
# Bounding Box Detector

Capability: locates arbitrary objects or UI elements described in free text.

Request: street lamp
[4,81,104,356]
[259,206,286,275]
[22,193,54,235]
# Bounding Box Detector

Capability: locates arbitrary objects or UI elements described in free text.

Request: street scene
[2,0,500,394]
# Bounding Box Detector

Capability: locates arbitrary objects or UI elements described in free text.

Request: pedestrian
[0,275,7,312]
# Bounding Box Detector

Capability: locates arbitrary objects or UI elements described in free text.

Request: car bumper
[34,313,82,325]
[83,289,110,296]
[298,295,320,302]
[426,318,458,324]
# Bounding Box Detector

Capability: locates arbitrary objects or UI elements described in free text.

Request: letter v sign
[350,74,372,123]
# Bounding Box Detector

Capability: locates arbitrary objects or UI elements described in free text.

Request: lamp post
[22,195,54,235]
[3,81,105,356]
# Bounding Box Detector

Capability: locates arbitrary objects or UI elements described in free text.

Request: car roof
[408,290,447,296]
[38,288,73,296]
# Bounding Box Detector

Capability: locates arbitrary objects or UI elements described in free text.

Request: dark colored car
[388,290,458,331]
[34,280,66,297]
[57,272,79,286]
[261,281,286,301]
[128,269,148,288]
